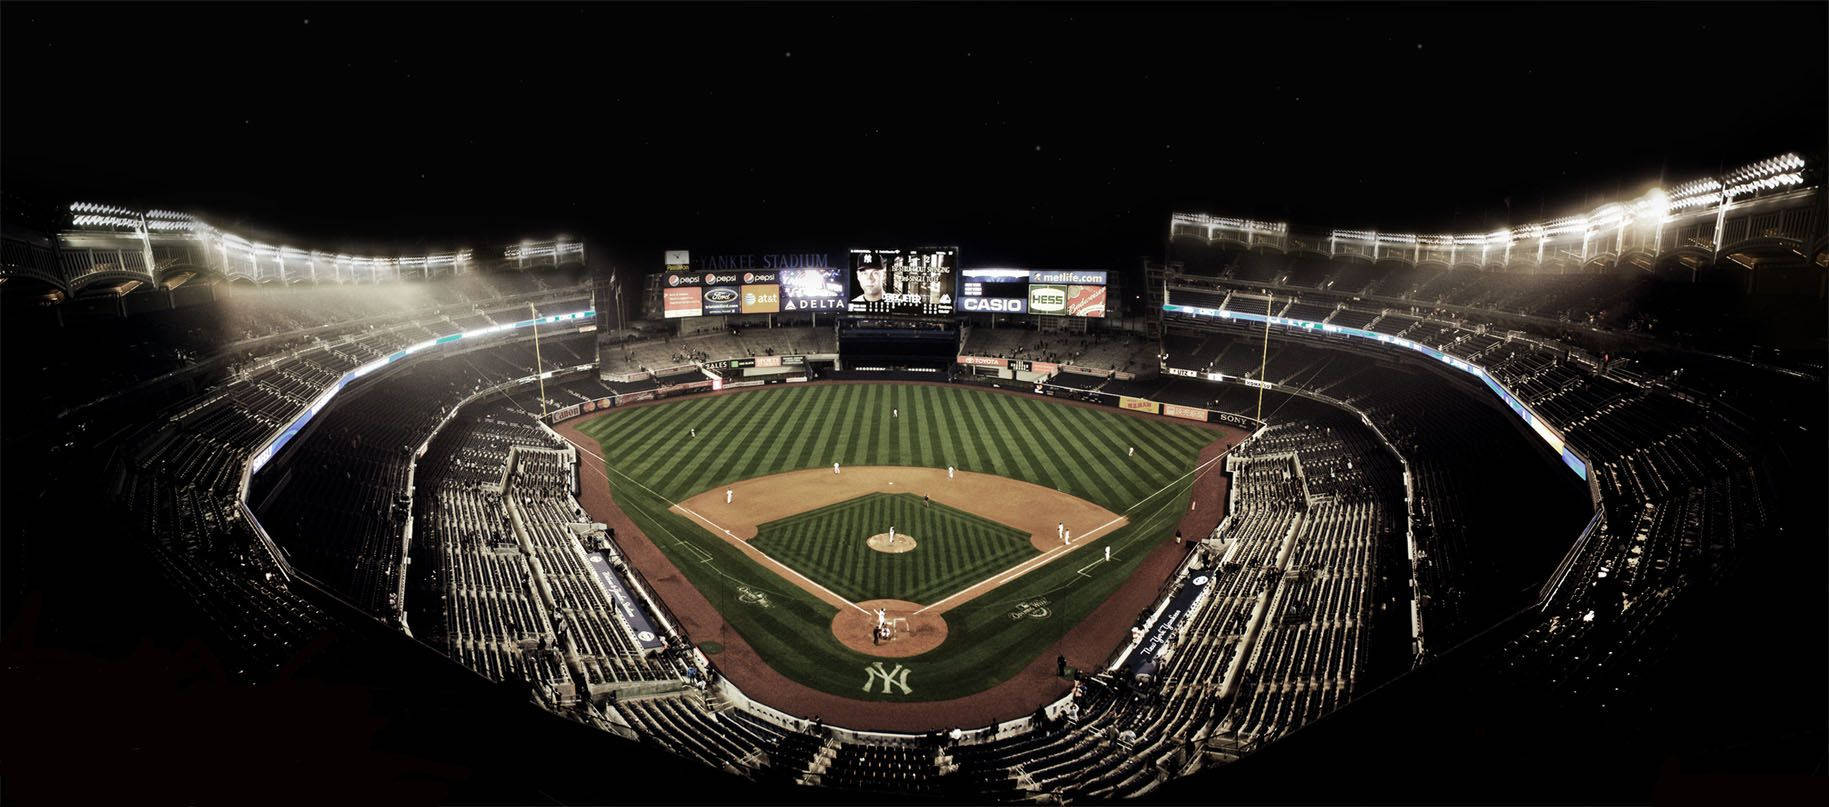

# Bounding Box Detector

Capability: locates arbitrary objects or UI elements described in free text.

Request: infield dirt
[556,381,1242,730]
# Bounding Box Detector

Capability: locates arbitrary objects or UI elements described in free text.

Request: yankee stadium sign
[694,253,833,271]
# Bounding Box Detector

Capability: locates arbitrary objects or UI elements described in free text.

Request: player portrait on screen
[852,255,888,303]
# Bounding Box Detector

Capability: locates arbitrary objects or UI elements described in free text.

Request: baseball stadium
[3,4,1824,805]
[8,147,1825,801]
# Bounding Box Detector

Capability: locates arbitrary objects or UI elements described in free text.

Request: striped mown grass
[575,383,1212,507]
[751,492,1037,603]
[578,383,1220,701]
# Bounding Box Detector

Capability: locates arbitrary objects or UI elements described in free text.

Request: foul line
[911,451,1228,616]
[563,432,873,616]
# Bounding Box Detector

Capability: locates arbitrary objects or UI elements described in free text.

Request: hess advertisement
[960,268,1108,317]
[1028,284,1107,318]
[848,248,955,315]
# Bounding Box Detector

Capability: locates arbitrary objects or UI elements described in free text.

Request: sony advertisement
[848,247,956,315]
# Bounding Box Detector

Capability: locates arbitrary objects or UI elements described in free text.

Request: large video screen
[848,247,956,315]
[958,267,1031,313]
[957,268,1108,317]
[778,267,846,312]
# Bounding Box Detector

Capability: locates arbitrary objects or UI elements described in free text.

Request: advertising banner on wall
[1120,396,1161,414]
[1028,284,1069,316]
[1032,270,1108,285]
[1028,282,1108,318]
[1162,403,1209,422]
[1030,361,1060,374]
[740,284,780,314]
[1063,285,1107,318]
[957,355,1010,368]
[663,287,702,318]
[663,252,837,318]
[849,247,956,315]
[702,286,741,315]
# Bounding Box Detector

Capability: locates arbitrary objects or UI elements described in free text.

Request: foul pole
[531,302,547,420]
[1255,294,1272,421]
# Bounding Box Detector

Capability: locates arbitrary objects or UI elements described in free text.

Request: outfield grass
[751,492,1038,604]
[576,383,1216,701]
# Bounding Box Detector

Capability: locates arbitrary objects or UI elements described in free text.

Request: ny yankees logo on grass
[1008,597,1052,620]
[737,584,773,608]
[863,662,912,695]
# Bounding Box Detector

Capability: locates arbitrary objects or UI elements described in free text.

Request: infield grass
[576,383,1218,701]
[751,492,1038,603]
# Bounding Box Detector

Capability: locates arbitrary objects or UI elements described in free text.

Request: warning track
[555,381,1240,730]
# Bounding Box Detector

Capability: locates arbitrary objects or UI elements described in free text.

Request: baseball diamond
[568,382,1223,702]
[751,492,1036,604]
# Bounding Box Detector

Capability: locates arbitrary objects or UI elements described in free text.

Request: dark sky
[3,1,1823,270]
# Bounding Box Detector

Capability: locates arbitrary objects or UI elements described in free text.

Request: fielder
[892,407,898,418]
[834,461,841,475]
[947,465,955,480]
[726,488,733,504]
[889,526,896,544]
[1128,445,1134,457]
[1064,528,1072,546]
[691,427,697,438]
[1057,522,1064,540]
[1105,546,1111,562]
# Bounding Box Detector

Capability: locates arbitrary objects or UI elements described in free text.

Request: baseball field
[567,382,1225,702]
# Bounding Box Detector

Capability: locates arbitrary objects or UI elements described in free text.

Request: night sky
[3,2,1823,270]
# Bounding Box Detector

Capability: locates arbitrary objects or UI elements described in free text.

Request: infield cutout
[866,532,918,553]
[835,599,948,659]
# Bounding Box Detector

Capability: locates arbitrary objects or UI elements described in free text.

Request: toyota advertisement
[958,268,1108,318]
[848,247,956,315]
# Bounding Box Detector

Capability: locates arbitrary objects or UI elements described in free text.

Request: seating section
[252,331,599,618]
[79,248,1802,800]
[598,326,835,376]
[963,327,1156,375]
[105,278,593,676]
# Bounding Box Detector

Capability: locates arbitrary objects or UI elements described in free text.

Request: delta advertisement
[778,266,846,312]
[849,247,956,315]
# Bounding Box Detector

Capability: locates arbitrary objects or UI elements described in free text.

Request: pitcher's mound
[834,599,948,658]
[866,532,917,553]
